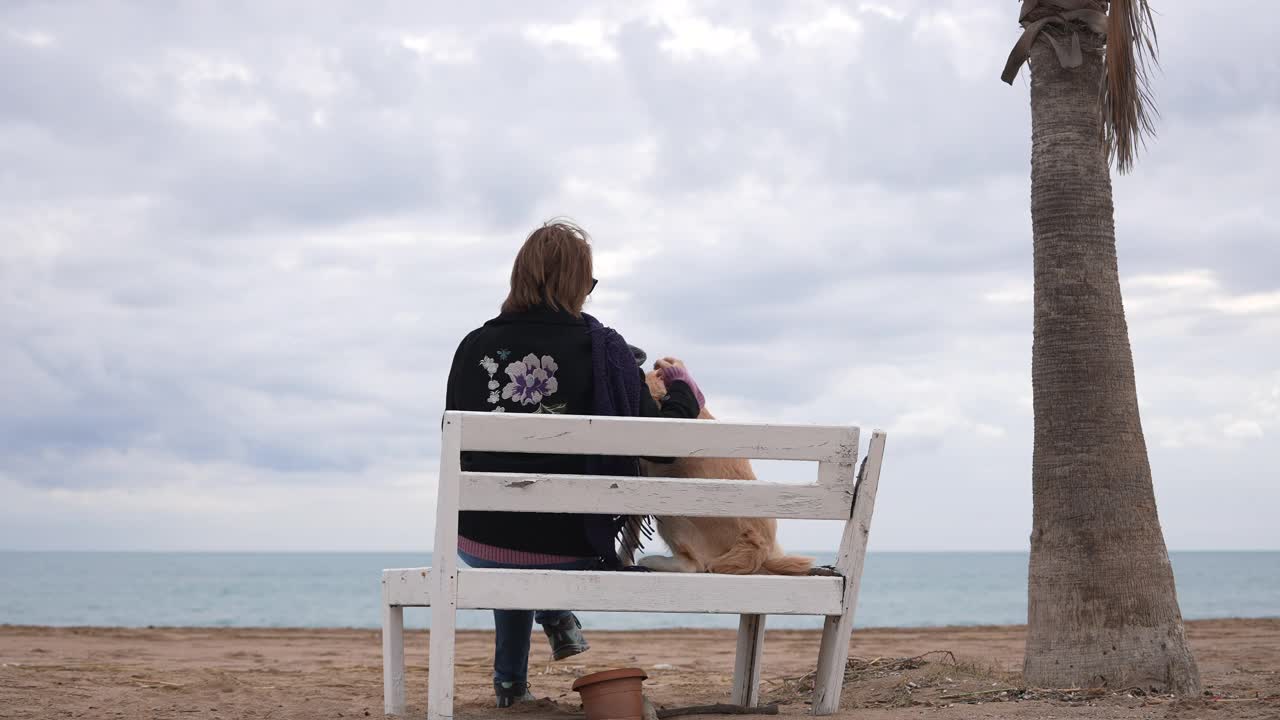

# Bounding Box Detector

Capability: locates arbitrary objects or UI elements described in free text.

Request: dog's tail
[705,525,771,575]
[705,540,767,574]
[759,553,815,576]
[705,525,815,576]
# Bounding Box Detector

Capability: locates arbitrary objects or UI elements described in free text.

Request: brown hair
[501,219,594,316]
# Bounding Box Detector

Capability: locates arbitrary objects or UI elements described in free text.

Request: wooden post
[731,614,767,706]
[382,583,406,716]
[812,432,885,716]
[428,414,463,720]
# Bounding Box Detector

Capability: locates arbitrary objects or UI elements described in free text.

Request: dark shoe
[494,680,535,708]
[542,612,589,661]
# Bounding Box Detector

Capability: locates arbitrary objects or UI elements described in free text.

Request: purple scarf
[583,313,643,420]
[581,313,647,568]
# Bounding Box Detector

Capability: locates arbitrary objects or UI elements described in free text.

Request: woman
[444,219,706,708]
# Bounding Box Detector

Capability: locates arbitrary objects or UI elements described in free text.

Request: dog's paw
[637,555,671,571]
[638,554,698,573]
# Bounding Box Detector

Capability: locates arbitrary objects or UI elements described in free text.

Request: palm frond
[1103,0,1160,173]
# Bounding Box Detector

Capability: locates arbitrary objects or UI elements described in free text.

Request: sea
[1,551,1276,631]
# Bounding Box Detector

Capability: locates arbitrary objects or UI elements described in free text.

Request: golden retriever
[636,358,813,576]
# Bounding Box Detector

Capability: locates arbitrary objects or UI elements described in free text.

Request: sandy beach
[1,619,1277,719]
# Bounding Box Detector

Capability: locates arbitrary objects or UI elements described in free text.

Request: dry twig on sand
[656,703,779,718]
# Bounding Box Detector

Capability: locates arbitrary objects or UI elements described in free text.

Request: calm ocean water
[1,551,1276,631]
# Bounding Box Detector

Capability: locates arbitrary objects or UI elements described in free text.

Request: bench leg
[383,604,406,716]
[431,418,463,720]
[812,613,854,715]
[427,585,457,720]
[731,614,766,706]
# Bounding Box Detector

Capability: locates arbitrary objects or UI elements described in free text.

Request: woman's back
[446,304,600,556]
[448,304,593,415]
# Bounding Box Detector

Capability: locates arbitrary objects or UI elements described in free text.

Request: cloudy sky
[2,1,1276,553]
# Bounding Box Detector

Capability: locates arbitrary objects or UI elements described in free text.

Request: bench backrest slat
[458,412,858,463]
[458,471,854,519]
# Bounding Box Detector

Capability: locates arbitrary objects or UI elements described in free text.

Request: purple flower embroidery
[502,354,559,406]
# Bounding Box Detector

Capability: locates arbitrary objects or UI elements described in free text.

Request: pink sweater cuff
[659,366,705,409]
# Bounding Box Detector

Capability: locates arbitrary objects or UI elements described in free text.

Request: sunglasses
[589,278,598,295]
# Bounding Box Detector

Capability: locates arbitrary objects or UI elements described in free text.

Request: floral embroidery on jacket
[479,356,500,409]
[482,352,566,413]
[502,354,559,406]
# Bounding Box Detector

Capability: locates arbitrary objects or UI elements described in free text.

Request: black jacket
[444,305,701,556]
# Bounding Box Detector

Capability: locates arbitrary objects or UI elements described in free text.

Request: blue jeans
[458,549,602,684]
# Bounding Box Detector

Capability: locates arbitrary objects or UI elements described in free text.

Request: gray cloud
[1,1,1276,551]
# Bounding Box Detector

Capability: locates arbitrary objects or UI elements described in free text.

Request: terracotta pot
[572,668,648,720]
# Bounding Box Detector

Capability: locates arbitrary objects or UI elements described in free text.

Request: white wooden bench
[382,410,886,718]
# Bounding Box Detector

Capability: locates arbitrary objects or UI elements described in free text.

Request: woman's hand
[654,357,704,409]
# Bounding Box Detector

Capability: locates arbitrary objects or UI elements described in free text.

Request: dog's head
[644,368,667,405]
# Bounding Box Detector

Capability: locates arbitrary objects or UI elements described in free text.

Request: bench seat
[383,567,846,615]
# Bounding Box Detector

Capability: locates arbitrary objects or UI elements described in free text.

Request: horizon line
[3,548,1278,554]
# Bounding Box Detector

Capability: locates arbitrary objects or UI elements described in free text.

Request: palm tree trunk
[1023,31,1201,693]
